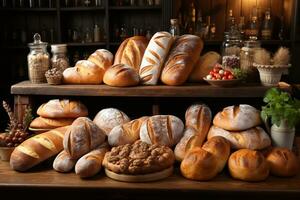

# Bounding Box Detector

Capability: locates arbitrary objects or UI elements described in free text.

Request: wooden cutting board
[105,166,174,182]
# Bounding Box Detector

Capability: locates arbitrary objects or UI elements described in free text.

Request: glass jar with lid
[221,27,243,70]
[50,44,69,72]
[240,40,261,82]
[27,33,50,83]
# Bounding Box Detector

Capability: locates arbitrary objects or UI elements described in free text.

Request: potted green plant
[261,88,300,149]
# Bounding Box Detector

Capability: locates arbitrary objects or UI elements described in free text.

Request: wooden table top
[11,81,277,98]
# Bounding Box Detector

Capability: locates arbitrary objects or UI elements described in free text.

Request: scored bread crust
[30,117,74,129]
[88,49,114,71]
[139,32,174,85]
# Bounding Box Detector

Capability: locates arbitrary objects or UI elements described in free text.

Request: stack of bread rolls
[29,99,88,131]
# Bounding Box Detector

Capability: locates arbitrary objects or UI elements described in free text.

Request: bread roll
[63,117,106,159]
[180,147,219,181]
[207,125,271,150]
[114,36,148,71]
[30,117,74,129]
[228,149,269,182]
[10,126,69,171]
[161,34,204,86]
[88,49,114,71]
[93,108,130,135]
[63,60,104,84]
[139,32,174,85]
[53,150,76,173]
[139,115,184,147]
[265,147,299,177]
[213,104,262,131]
[75,143,109,178]
[108,116,148,147]
[174,127,203,162]
[103,64,140,87]
[185,104,212,145]
[37,99,88,119]
[189,51,221,82]
[202,136,230,173]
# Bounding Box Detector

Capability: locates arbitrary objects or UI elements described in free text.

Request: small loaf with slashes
[139,32,174,85]
[161,34,203,86]
[53,150,77,173]
[88,49,114,71]
[10,126,69,171]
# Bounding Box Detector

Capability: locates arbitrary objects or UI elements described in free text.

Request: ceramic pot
[254,64,290,86]
[0,146,15,161]
[270,120,295,150]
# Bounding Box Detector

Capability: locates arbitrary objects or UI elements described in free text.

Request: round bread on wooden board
[188,51,221,82]
[213,104,262,131]
[161,34,204,86]
[63,60,104,84]
[265,147,299,177]
[93,108,130,135]
[114,36,149,72]
[103,64,140,87]
[228,149,269,182]
[87,49,114,71]
[139,115,184,147]
[207,125,271,150]
[30,117,74,129]
[139,31,174,85]
[63,117,106,159]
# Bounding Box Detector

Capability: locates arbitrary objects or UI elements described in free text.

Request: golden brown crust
[30,117,74,129]
[103,140,175,175]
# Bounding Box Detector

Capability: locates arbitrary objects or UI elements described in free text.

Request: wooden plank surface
[11,81,277,98]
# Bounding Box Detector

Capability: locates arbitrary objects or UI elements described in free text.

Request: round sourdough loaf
[93,108,130,135]
[103,64,140,87]
[228,149,269,182]
[139,115,184,147]
[207,125,271,150]
[88,49,113,71]
[265,147,299,177]
[114,36,148,71]
[213,104,262,131]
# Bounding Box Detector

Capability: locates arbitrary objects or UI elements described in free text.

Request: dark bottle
[261,9,273,40]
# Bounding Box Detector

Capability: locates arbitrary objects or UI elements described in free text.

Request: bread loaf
[63,60,104,84]
[228,149,269,182]
[207,125,271,150]
[114,36,148,71]
[139,115,184,147]
[53,150,76,173]
[174,127,203,162]
[265,147,299,177]
[88,49,113,71]
[139,32,174,85]
[75,143,109,178]
[189,51,221,82]
[185,104,212,145]
[10,126,69,171]
[30,117,74,129]
[202,136,230,173]
[213,104,262,131]
[161,35,203,86]
[108,116,149,147]
[103,64,140,87]
[37,99,88,119]
[180,147,219,181]
[93,108,130,135]
[63,117,106,159]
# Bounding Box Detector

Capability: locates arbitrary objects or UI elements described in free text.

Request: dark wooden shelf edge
[0,8,57,12]
[60,7,105,11]
[109,6,162,10]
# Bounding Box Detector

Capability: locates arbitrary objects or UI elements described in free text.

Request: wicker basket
[46,76,62,85]
[253,64,290,86]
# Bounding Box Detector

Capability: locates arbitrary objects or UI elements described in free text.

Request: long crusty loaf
[139,32,174,85]
[10,126,69,171]
[53,150,77,173]
[161,34,203,86]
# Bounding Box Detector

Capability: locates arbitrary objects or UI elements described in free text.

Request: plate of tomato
[203,64,241,87]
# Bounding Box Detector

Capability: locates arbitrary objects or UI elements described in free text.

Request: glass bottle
[185,1,196,34]
[210,23,216,39]
[29,0,35,8]
[50,44,69,71]
[146,0,153,6]
[204,16,211,39]
[195,9,206,39]
[120,24,128,41]
[226,9,235,32]
[27,33,50,83]
[238,16,246,39]
[84,27,92,43]
[169,18,180,37]
[221,28,242,70]
[261,9,273,40]
[248,15,259,40]
[95,0,102,7]
[94,24,100,42]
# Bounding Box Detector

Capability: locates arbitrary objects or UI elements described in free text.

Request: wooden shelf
[11,81,281,98]
[0,8,57,12]
[109,6,162,10]
[60,7,105,11]
[66,42,106,47]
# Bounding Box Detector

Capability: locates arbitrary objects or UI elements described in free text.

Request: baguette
[53,150,77,173]
[75,143,109,178]
[10,126,69,171]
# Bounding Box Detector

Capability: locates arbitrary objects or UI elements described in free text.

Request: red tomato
[209,71,214,76]
[222,76,228,80]
[227,75,234,80]
[224,70,232,76]
[213,68,220,73]
[215,74,221,79]
[212,77,217,80]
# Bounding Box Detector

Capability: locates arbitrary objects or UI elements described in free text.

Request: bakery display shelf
[0,8,57,12]
[60,7,105,11]
[0,137,299,199]
[203,40,292,46]
[109,6,162,11]
[10,81,287,98]
[66,42,107,47]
